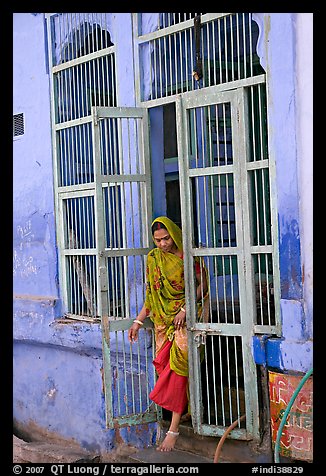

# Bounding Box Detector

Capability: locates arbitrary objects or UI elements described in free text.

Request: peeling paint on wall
[279,218,302,300]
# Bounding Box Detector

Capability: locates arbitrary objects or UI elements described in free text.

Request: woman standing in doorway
[128,216,208,452]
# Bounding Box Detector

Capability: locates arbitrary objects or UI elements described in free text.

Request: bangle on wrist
[180,307,186,314]
[134,319,144,326]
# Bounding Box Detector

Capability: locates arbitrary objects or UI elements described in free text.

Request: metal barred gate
[46,12,281,440]
[92,106,159,427]
[176,83,280,440]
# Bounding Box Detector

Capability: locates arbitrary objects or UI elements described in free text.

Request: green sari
[144,216,207,378]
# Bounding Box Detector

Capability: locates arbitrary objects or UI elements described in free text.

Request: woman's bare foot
[156,430,179,452]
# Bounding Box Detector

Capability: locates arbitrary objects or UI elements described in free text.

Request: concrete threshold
[129,447,213,464]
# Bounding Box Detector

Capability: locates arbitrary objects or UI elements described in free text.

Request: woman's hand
[174,309,186,331]
[128,321,142,343]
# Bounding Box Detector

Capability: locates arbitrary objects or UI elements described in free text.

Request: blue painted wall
[252,13,313,373]
[14,12,313,454]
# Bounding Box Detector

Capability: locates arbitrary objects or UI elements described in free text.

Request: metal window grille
[135,13,264,102]
[46,13,117,319]
[246,83,278,330]
[13,113,25,138]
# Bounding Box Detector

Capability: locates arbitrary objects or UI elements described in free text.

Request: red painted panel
[269,371,313,461]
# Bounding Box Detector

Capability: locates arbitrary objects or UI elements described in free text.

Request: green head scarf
[151,216,183,252]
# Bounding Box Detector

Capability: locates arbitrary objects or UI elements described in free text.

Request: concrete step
[162,421,273,464]
[13,435,100,464]
[129,447,213,464]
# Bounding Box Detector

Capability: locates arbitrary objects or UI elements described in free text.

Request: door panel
[92,106,159,428]
[176,90,260,440]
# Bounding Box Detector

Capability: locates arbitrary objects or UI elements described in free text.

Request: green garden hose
[274,367,313,463]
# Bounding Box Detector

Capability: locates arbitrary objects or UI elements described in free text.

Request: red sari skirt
[149,340,188,414]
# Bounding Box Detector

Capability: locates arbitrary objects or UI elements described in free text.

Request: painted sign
[269,371,313,461]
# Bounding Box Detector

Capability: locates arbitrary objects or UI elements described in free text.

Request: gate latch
[99,266,108,291]
[193,330,207,347]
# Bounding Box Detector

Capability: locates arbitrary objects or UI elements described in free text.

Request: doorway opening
[155,100,248,433]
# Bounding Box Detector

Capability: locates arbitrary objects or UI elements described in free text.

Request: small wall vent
[13,113,25,138]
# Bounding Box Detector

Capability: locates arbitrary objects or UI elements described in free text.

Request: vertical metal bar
[153,38,158,99]
[230,14,234,82]
[114,331,121,415]
[250,86,256,162]
[158,36,163,98]
[265,253,271,325]
[211,336,218,424]
[224,16,228,83]
[62,16,69,121]
[221,255,228,322]
[223,103,228,164]
[66,20,74,119]
[136,333,143,411]
[81,124,87,183]
[257,253,263,324]
[67,255,72,312]
[129,328,136,411]
[207,106,213,168]
[218,175,223,247]
[242,13,247,78]
[148,40,153,99]
[174,32,178,93]
[70,126,77,185]
[249,13,253,77]
[218,18,222,84]
[233,336,241,423]
[200,25,206,88]
[226,336,233,423]
[143,329,150,408]
[215,104,220,165]
[184,29,189,91]
[212,20,217,86]
[71,16,77,120]
[215,258,221,325]
[66,199,71,250]
[254,169,260,245]
[225,174,231,247]
[73,126,79,185]
[163,35,168,96]
[123,329,131,414]
[204,343,210,424]
[56,17,64,119]
[206,22,210,87]
[86,122,92,183]
[109,53,115,106]
[104,54,109,107]
[74,198,80,313]
[229,256,236,324]
[179,29,183,92]
[218,335,226,426]
[236,14,240,80]
[189,25,195,91]
[58,130,64,186]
